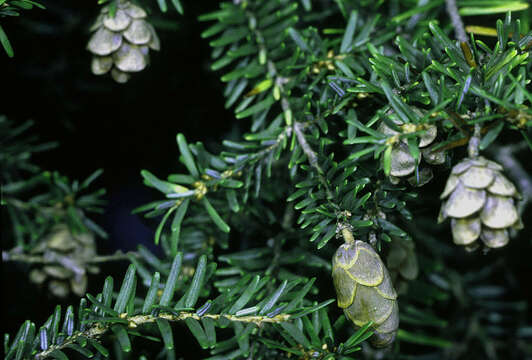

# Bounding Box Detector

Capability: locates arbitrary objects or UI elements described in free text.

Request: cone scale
[87,1,160,83]
[29,224,98,297]
[332,239,399,348]
[439,156,523,251]
[378,115,446,186]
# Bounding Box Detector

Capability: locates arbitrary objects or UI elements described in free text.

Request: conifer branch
[36,312,291,359]
[247,125,292,163]
[468,123,481,158]
[244,7,293,126]
[293,122,318,167]
[443,109,469,137]
[4,3,532,359]
[2,249,138,265]
[293,122,336,204]
[445,0,468,43]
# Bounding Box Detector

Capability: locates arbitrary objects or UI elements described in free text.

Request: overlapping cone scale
[386,237,418,295]
[91,56,113,75]
[28,224,98,298]
[113,44,148,72]
[332,240,398,348]
[124,20,152,45]
[87,0,159,83]
[87,28,122,56]
[439,156,522,249]
[103,9,131,31]
[378,116,446,186]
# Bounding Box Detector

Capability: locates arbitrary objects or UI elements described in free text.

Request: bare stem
[294,122,318,167]
[341,227,355,244]
[468,123,481,158]
[293,122,337,204]
[445,0,468,43]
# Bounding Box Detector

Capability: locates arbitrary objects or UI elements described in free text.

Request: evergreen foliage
[0,0,45,57]
[2,0,532,359]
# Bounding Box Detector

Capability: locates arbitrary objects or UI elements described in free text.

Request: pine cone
[386,237,418,295]
[438,156,523,251]
[29,224,99,297]
[332,240,398,348]
[87,1,160,83]
[379,116,446,186]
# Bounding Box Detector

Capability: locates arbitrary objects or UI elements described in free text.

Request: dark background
[2,1,233,356]
[2,0,234,249]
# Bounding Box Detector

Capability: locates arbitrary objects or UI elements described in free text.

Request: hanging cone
[386,237,419,295]
[379,110,446,186]
[113,43,148,72]
[332,240,398,348]
[91,56,113,75]
[439,156,523,250]
[87,0,160,83]
[28,224,99,298]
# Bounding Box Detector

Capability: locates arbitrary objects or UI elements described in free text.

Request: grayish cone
[113,44,148,72]
[378,114,446,186]
[111,68,131,83]
[87,28,122,56]
[28,224,99,298]
[386,237,419,295]
[439,156,522,249]
[87,0,160,83]
[91,56,113,75]
[123,19,152,45]
[332,240,398,348]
